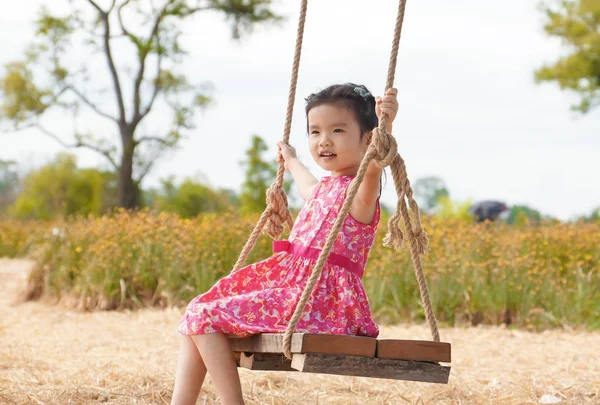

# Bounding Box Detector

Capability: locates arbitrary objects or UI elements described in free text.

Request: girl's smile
[307,103,369,177]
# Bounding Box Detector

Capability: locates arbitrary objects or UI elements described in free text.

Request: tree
[149,175,236,217]
[435,196,473,222]
[10,153,117,219]
[535,0,600,113]
[0,160,20,216]
[506,204,543,225]
[239,134,290,215]
[576,205,600,222]
[0,1,281,208]
[413,176,449,214]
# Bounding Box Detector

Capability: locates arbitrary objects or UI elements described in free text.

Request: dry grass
[0,259,599,405]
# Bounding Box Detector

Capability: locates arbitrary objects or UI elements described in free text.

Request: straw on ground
[0,258,598,405]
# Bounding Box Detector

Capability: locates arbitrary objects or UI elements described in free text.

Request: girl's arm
[287,157,318,200]
[278,142,318,200]
[351,88,398,224]
[350,156,384,224]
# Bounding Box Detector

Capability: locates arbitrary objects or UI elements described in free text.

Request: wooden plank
[228,333,304,353]
[291,353,451,384]
[228,333,376,358]
[376,339,451,363]
[238,352,296,372]
[301,334,375,357]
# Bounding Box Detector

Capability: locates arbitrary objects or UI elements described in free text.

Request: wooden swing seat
[229,333,451,384]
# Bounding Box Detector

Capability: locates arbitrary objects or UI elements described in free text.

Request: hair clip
[353,86,370,99]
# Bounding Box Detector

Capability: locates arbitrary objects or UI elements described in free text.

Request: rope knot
[413,226,430,255]
[370,127,398,168]
[383,213,404,249]
[263,184,292,239]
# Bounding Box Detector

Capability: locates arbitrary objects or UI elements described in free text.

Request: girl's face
[307,103,370,177]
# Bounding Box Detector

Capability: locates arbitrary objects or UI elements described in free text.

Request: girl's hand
[277,141,297,170]
[375,87,399,131]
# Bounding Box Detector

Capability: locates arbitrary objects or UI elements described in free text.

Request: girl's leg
[171,335,207,405]
[192,333,244,405]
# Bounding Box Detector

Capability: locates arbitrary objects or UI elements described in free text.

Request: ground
[0,258,598,405]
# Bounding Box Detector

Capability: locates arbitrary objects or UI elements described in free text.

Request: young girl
[171,83,399,405]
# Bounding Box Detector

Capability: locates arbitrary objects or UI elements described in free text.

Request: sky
[0,0,598,221]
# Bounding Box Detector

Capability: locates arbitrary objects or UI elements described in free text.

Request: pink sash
[273,240,363,278]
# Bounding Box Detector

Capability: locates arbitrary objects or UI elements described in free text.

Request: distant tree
[239,135,291,215]
[577,205,600,222]
[0,160,20,216]
[0,0,281,208]
[535,0,600,113]
[413,176,449,213]
[10,153,116,219]
[506,204,543,225]
[149,175,235,217]
[435,196,473,222]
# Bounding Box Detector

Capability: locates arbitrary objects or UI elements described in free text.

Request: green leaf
[535,0,600,114]
[0,62,52,122]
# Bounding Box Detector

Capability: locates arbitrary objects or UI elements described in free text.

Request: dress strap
[273,240,364,278]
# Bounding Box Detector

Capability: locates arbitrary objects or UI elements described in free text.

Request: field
[1,211,599,330]
[1,258,599,405]
[1,212,599,404]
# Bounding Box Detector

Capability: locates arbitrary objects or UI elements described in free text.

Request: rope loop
[263,184,292,239]
[370,127,398,168]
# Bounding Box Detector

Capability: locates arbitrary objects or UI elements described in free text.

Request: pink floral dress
[177,175,380,337]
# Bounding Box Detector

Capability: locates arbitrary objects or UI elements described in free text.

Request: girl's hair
[305,83,386,196]
[304,83,378,137]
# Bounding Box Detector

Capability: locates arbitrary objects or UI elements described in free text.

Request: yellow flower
[76,246,82,253]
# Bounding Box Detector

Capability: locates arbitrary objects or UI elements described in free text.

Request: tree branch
[132,0,175,125]
[136,158,155,182]
[107,0,117,14]
[98,9,127,125]
[85,0,106,15]
[64,85,119,122]
[117,0,135,39]
[139,67,162,120]
[135,135,171,146]
[133,139,166,182]
[34,124,119,170]
[90,32,128,40]
[181,7,212,14]
[137,34,163,123]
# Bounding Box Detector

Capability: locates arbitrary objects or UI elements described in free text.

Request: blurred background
[0,0,598,329]
[1,0,598,223]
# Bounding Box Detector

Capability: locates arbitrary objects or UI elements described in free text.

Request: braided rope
[230,0,308,272]
[282,0,441,359]
[226,0,442,358]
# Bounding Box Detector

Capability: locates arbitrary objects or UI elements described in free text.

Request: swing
[227,0,451,384]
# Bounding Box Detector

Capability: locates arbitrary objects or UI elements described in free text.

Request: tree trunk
[118,132,138,208]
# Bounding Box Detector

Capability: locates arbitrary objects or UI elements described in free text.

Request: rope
[230,0,308,272]
[282,0,441,359]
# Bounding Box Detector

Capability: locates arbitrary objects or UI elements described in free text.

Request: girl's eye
[310,130,319,135]
[333,128,344,133]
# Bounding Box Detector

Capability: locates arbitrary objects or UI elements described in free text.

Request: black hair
[304,83,378,137]
[304,83,386,196]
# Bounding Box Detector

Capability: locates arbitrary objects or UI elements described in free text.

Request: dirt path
[0,258,598,405]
